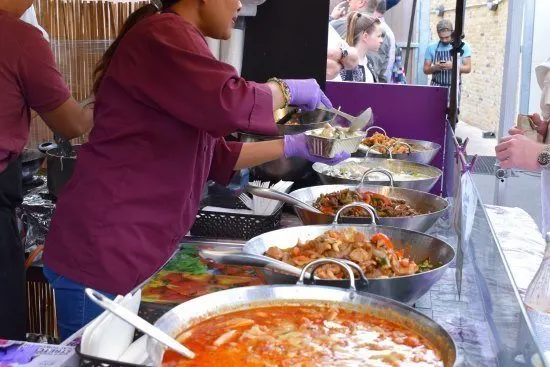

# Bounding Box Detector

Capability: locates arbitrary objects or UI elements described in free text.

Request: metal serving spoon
[85,289,195,360]
[246,184,323,214]
[199,249,307,277]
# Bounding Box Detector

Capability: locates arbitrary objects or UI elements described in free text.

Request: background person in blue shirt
[423,19,472,107]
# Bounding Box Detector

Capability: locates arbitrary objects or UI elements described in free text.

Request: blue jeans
[43,266,116,341]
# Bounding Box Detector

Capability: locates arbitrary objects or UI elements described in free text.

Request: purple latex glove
[283,79,333,111]
[283,134,350,165]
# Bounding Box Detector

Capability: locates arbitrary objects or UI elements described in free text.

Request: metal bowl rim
[149,283,457,363]
[312,158,443,181]
[289,184,449,220]
[44,144,80,159]
[360,138,442,152]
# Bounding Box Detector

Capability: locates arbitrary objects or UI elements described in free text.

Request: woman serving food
[42,0,347,339]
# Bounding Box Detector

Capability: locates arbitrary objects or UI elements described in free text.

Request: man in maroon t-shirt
[0,0,93,340]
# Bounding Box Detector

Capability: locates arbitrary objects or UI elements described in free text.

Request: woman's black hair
[92,0,179,95]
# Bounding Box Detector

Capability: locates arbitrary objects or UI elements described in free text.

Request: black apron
[0,157,26,340]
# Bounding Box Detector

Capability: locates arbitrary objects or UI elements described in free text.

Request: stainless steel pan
[357,126,442,165]
[242,203,455,305]
[289,173,448,232]
[247,170,449,232]
[148,259,456,366]
[313,157,442,192]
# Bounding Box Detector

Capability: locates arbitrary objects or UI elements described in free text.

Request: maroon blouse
[43,12,276,294]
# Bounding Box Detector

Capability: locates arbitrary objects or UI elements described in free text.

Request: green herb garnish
[164,247,207,275]
[416,258,441,273]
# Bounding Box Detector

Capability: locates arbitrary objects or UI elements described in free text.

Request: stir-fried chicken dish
[313,189,422,217]
[362,132,429,154]
[265,228,436,279]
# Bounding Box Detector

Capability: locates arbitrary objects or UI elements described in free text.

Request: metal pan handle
[297,258,356,292]
[390,141,412,154]
[360,168,395,187]
[333,202,378,226]
[364,144,393,159]
[339,259,369,289]
[364,126,387,137]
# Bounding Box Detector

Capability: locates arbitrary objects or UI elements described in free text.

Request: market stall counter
[49,171,545,367]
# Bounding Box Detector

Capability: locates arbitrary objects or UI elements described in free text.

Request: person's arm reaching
[40,98,93,139]
[208,136,350,185]
[234,140,284,170]
[20,30,92,139]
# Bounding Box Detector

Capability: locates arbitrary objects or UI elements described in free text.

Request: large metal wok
[238,204,455,305]
[288,178,449,232]
[356,126,442,165]
[147,259,456,366]
[313,156,442,192]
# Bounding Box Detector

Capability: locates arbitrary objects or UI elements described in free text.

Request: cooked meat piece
[314,241,332,254]
[349,248,371,263]
[265,246,284,260]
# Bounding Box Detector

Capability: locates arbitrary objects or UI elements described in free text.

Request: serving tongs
[85,289,195,360]
[318,106,373,133]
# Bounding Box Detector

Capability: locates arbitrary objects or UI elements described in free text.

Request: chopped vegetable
[163,247,207,275]
[416,258,439,273]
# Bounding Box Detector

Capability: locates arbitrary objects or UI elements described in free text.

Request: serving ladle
[85,288,195,360]
[246,184,323,214]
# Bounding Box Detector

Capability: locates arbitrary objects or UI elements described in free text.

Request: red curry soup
[162,304,444,367]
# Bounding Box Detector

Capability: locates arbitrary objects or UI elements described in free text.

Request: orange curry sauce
[162,304,444,367]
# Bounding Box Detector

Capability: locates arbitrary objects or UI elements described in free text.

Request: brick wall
[429,0,508,133]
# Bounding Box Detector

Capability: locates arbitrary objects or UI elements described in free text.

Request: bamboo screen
[28,0,148,146]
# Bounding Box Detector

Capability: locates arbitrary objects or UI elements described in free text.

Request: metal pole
[497,0,524,140]
[403,0,418,77]
[416,0,431,86]
[448,0,465,130]
[519,0,536,114]
[493,0,525,205]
